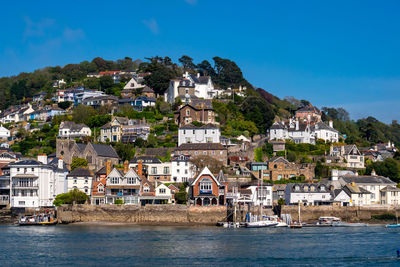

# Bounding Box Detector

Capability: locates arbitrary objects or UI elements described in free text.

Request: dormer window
[127,177,136,184]
[144,185,150,193]
[304,186,309,192]
[320,185,325,191]
[295,185,300,191]
[310,186,315,192]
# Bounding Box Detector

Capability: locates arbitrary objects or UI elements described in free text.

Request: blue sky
[0,0,399,123]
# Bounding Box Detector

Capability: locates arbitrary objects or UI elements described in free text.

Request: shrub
[114,199,124,205]
[371,213,396,221]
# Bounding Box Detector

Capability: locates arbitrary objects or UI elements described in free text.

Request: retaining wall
[57,204,227,224]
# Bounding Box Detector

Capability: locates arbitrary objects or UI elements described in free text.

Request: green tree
[100,75,114,90]
[240,96,274,133]
[114,143,135,161]
[254,147,263,162]
[179,55,196,71]
[53,188,89,206]
[72,105,96,123]
[71,157,88,170]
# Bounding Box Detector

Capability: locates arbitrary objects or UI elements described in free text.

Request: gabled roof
[343,184,371,195]
[269,156,290,164]
[190,167,220,187]
[313,122,339,133]
[216,170,226,183]
[90,144,119,158]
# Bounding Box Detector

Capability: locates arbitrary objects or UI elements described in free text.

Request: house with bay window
[105,167,141,205]
[129,156,172,183]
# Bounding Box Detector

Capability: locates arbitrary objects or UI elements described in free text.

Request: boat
[262,215,288,227]
[18,213,57,226]
[288,201,302,228]
[332,221,368,227]
[245,220,278,228]
[316,216,341,226]
[385,205,400,228]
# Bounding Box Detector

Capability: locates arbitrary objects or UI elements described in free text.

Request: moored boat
[245,220,278,228]
[385,224,400,228]
[332,221,368,227]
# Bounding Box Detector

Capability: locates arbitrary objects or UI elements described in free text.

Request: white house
[330,145,365,169]
[164,72,217,103]
[9,155,68,208]
[268,119,339,144]
[178,124,220,146]
[123,77,146,90]
[0,126,10,139]
[284,183,331,205]
[171,154,194,183]
[247,185,273,207]
[155,183,175,204]
[59,121,92,138]
[66,167,94,196]
[313,121,339,143]
[339,174,397,205]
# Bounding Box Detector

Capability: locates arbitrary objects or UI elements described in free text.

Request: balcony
[12,185,39,189]
[0,195,9,205]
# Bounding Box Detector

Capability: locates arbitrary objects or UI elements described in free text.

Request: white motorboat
[262,215,288,227]
[245,220,278,228]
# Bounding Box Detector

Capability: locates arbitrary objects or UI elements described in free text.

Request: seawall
[281,205,399,222]
[57,204,227,225]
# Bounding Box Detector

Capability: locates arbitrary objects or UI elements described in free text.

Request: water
[0,224,399,266]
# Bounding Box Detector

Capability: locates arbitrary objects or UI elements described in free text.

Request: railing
[12,185,39,189]
[0,195,9,205]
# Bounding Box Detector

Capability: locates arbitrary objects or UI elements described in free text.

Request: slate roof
[189,99,213,110]
[60,121,88,131]
[312,122,339,133]
[67,167,94,177]
[9,160,41,166]
[296,106,320,113]
[340,175,396,185]
[270,122,286,130]
[216,170,226,183]
[343,184,371,195]
[286,183,328,193]
[179,123,219,129]
[190,75,210,84]
[96,166,107,175]
[91,144,119,158]
[380,186,400,192]
[130,156,161,164]
[332,145,358,155]
[176,143,226,151]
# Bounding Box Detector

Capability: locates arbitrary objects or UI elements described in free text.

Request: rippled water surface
[0,224,400,266]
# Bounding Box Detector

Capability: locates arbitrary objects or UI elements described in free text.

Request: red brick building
[190,167,227,206]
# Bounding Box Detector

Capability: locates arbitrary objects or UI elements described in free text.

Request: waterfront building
[129,156,172,183]
[171,154,194,183]
[189,167,226,206]
[9,155,68,208]
[66,167,94,196]
[284,183,331,206]
[175,143,228,166]
[105,163,141,205]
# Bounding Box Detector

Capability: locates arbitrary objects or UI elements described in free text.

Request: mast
[298,200,301,224]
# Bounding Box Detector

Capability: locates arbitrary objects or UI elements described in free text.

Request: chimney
[331,169,338,181]
[106,160,112,176]
[307,114,311,121]
[371,169,376,176]
[329,120,333,128]
[341,146,345,155]
[124,160,129,174]
[58,157,63,169]
[37,154,47,164]
[138,160,143,177]
[295,119,299,131]
[197,73,200,78]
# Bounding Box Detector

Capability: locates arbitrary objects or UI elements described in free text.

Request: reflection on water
[0,225,399,266]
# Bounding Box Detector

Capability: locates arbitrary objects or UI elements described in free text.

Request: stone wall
[57,204,227,224]
[281,205,398,222]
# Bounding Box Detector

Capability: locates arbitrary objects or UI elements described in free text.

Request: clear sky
[1,0,399,123]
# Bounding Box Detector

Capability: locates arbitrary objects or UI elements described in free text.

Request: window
[110,177,119,184]
[17,168,20,172]
[295,185,300,191]
[304,186,309,192]
[322,195,325,199]
[203,151,207,155]
[127,177,135,184]
[74,179,77,184]
[185,169,188,174]
[320,186,325,191]
[159,188,166,194]
[18,201,25,206]
[85,179,88,184]
[31,168,34,172]
[199,178,212,193]
[144,185,150,193]
[151,167,157,174]
[177,169,180,173]
[84,187,88,193]
[186,110,190,116]
[164,167,169,174]
[98,185,104,192]
[177,162,180,166]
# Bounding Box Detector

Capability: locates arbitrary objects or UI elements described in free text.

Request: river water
[0,224,399,266]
